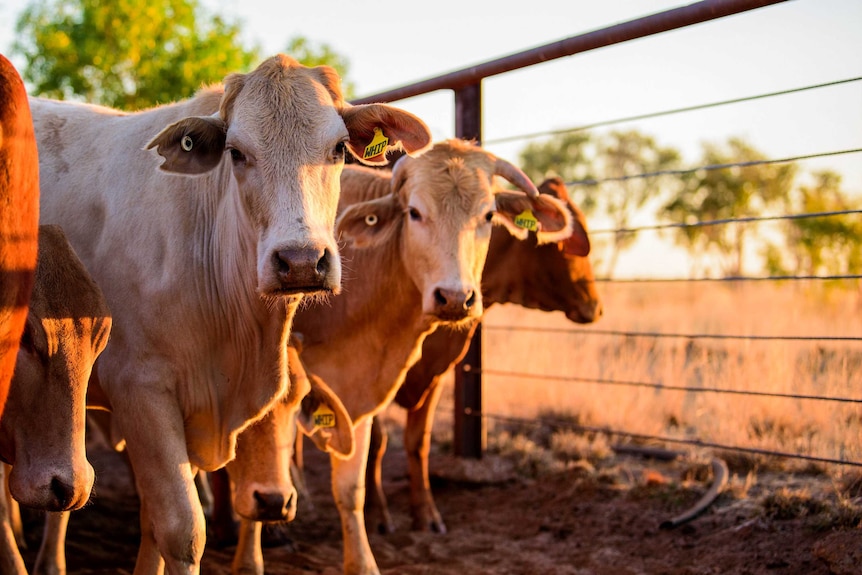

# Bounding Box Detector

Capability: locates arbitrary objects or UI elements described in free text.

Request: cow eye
[332,141,347,162]
[229,148,246,163]
[484,211,495,223]
[407,207,422,222]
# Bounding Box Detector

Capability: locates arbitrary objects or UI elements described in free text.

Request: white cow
[31,54,430,574]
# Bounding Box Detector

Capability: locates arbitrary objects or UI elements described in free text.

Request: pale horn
[493,157,540,198]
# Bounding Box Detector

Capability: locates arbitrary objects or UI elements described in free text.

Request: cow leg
[0,465,27,574]
[331,417,379,575]
[33,511,69,575]
[364,416,394,535]
[405,376,447,533]
[116,395,205,575]
[230,519,263,575]
[3,466,25,550]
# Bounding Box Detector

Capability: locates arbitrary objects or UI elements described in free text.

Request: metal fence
[351,0,862,466]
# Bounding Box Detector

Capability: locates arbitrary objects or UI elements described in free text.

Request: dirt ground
[16,427,862,575]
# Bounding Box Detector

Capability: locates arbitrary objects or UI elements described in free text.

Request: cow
[365,176,603,535]
[0,224,112,574]
[30,54,431,574]
[211,334,354,575]
[278,140,575,575]
[0,54,40,422]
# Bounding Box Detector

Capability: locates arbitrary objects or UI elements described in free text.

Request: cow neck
[295,225,434,421]
[179,162,293,471]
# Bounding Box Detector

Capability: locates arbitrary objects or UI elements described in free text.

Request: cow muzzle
[8,461,95,511]
[429,286,481,322]
[246,488,298,522]
[272,247,339,295]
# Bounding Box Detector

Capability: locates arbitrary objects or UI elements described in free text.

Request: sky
[1,0,860,277]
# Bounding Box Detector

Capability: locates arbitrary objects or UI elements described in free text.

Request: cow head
[336,140,574,325]
[0,226,111,511]
[146,54,431,299]
[227,335,352,522]
[482,177,603,323]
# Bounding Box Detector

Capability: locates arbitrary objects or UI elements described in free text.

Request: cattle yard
[3,0,861,574]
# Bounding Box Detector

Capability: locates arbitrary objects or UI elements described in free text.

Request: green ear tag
[313,405,336,428]
[514,209,538,232]
[363,127,389,160]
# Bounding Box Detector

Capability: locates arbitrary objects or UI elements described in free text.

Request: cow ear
[341,104,432,166]
[493,191,575,244]
[146,116,226,175]
[297,374,354,459]
[336,194,402,248]
[561,203,591,256]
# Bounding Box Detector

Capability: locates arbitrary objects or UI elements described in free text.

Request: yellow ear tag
[514,209,538,232]
[313,405,336,428]
[363,127,389,160]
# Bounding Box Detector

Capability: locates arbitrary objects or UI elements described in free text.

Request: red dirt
[16,428,861,575]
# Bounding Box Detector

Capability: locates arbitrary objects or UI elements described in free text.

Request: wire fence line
[483,325,862,342]
[593,274,862,283]
[483,76,862,146]
[479,412,862,469]
[565,147,862,187]
[475,368,862,405]
[589,208,862,236]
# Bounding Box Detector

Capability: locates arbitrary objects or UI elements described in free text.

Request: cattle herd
[0,53,602,575]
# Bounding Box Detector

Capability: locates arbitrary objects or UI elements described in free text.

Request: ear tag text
[514,209,538,232]
[313,405,336,428]
[363,127,389,160]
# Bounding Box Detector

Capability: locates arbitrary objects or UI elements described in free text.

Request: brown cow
[286,141,574,575]
[0,224,112,574]
[0,54,40,422]
[365,176,602,534]
[31,54,430,574]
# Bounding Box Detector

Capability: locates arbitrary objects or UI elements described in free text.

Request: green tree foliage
[284,36,355,99]
[660,137,796,276]
[519,131,597,213]
[769,170,862,276]
[520,129,681,277]
[15,0,259,110]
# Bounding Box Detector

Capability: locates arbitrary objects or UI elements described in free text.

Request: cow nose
[49,476,76,511]
[432,287,477,318]
[275,247,332,292]
[253,490,297,522]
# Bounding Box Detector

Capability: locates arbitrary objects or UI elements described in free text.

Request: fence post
[453,82,485,459]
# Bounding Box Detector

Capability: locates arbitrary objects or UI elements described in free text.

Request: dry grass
[419,280,862,480]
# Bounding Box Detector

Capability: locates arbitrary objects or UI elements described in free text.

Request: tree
[770,170,862,276]
[519,131,597,214]
[15,0,259,110]
[519,129,681,277]
[660,137,796,276]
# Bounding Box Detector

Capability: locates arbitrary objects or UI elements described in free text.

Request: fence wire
[475,368,862,405]
[483,325,862,342]
[590,208,862,236]
[484,77,862,146]
[567,147,862,187]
